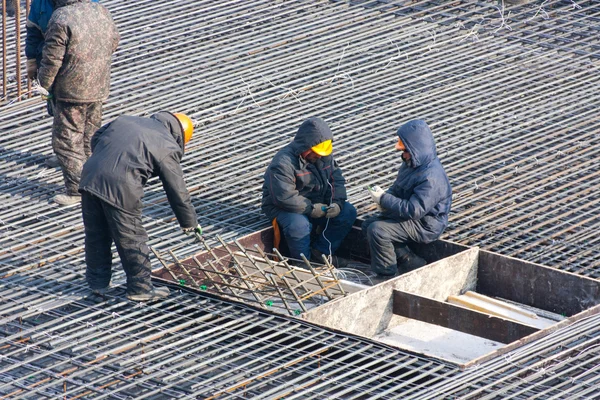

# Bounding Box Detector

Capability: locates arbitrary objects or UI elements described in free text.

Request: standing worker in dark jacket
[38,0,119,205]
[79,112,201,302]
[364,120,452,277]
[262,117,357,267]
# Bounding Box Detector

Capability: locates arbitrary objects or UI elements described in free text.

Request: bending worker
[262,117,357,267]
[79,112,202,301]
[364,119,452,277]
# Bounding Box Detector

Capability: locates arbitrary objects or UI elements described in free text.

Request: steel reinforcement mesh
[1,0,600,398]
[0,266,457,399]
[1,0,599,275]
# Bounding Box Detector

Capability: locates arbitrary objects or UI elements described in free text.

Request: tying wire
[321,179,335,264]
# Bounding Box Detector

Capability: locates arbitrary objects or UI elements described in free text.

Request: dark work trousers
[362,216,423,276]
[81,192,153,295]
[52,101,102,196]
[275,202,357,260]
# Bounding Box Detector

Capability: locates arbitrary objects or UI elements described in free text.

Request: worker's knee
[367,221,391,243]
[337,202,357,224]
[282,214,311,240]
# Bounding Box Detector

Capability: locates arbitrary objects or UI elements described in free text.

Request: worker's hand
[43,93,55,117]
[368,185,386,205]
[310,203,327,218]
[183,224,202,236]
[325,203,341,218]
[26,59,37,80]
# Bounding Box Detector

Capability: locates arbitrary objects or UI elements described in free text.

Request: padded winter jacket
[79,112,198,229]
[262,117,347,220]
[25,0,98,65]
[379,120,452,243]
[38,0,119,102]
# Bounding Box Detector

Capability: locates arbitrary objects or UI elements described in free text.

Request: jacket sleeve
[157,152,198,229]
[327,159,347,207]
[266,160,312,215]
[90,123,111,153]
[37,20,68,91]
[379,175,442,221]
[105,7,120,52]
[25,23,45,62]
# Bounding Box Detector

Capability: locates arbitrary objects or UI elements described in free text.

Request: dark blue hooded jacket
[261,117,347,221]
[379,120,452,243]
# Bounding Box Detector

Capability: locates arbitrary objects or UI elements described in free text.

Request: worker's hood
[151,111,185,153]
[397,120,437,168]
[292,117,333,155]
[50,0,90,8]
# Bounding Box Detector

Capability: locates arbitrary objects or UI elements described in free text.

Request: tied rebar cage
[151,234,348,317]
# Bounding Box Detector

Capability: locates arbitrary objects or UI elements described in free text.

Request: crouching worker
[79,112,202,301]
[262,117,357,267]
[364,120,452,278]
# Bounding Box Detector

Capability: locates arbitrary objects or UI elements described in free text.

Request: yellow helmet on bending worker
[174,113,194,145]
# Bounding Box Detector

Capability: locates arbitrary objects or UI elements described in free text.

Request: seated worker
[79,112,202,302]
[364,119,452,277]
[261,117,357,267]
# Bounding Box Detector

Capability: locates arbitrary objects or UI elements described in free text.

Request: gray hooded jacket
[79,112,197,229]
[261,117,347,221]
[380,120,452,243]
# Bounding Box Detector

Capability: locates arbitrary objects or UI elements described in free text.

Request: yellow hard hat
[174,113,194,144]
[311,139,332,156]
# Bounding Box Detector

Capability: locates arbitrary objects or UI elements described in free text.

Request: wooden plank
[478,250,600,316]
[392,290,539,344]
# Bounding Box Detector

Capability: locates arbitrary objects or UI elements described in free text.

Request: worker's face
[302,149,322,163]
[395,138,411,162]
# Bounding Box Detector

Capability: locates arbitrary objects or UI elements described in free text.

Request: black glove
[42,93,55,117]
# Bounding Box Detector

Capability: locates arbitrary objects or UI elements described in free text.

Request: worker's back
[80,113,184,213]
[38,0,119,102]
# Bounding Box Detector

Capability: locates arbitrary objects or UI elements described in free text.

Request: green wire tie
[178,279,186,286]
[265,300,274,307]
[199,285,207,291]
[294,309,302,315]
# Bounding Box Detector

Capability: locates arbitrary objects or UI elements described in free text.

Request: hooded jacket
[38,0,119,103]
[261,117,347,220]
[379,120,452,243]
[79,112,197,229]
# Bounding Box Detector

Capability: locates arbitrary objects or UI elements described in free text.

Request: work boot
[397,253,427,273]
[126,286,170,302]
[45,155,60,168]
[53,194,81,206]
[92,287,108,296]
[311,249,351,268]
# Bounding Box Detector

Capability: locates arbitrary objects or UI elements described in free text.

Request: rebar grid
[412,313,600,399]
[0,0,599,397]
[0,266,456,399]
[0,0,599,275]
[151,234,347,316]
